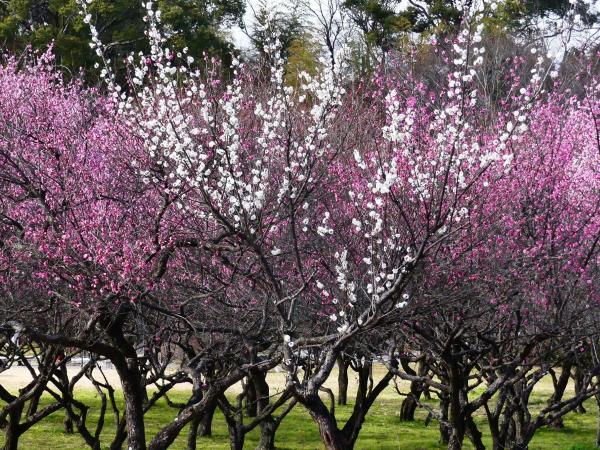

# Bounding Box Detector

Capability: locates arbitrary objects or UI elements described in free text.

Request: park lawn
[3,386,599,450]
[1,366,597,449]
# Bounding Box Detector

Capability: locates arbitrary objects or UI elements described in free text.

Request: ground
[1,364,598,449]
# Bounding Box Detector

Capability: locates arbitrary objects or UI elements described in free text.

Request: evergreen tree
[0,0,244,79]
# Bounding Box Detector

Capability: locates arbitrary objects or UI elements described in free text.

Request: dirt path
[0,363,405,398]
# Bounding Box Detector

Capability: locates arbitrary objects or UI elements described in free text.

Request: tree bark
[301,393,350,450]
[399,358,428,421]
[226,422,245,450]
[198,402,216,437]
[2,405,23,450]
[574,365,587,414]
[547,363,572,429]
[439,395,451,445]
[299,362,394,450]
[58,363,74,433]
[313,409,350,449]
[337,356,349,406]
[448,420,466,450]
[245,377,258,417]
[466,415,485,450]
[218,394,246,450]
[186,414,201,450]
[109,419,128,450]
[98,308,147,450]
[149,373,245,450]
[341,362,393,446]
[400,394,418,421]
[595,393,600,448]
[253,369,277,450]
[117,362,147,450]
[256,417,277,450]
[447,366,466,450]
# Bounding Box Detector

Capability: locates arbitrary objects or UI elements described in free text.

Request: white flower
[337,323,349,332]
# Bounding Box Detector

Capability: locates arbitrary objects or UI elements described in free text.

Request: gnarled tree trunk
[303,394,351,450]
[198,402,216,437]
[117,362,147,450]
[336,355,350,406]
[399,359,428,421]
[2,403,24,450]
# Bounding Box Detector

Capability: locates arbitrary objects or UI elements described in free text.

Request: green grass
[3,390,599,449]
[2,367,600,449]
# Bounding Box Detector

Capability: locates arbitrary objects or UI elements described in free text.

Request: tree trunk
[219,397,246,450]
[2,405,23,450]
[400,394,418,421]
[301,393,351,450]
[574,366,587,414]
[491,426,506,450]
[547,363,572,429]
[63,415,74,434]
[439,396,451,445]
[510,385,533,450]
[314,415,350,450]
[595,389,600,447]
[2,427,19,450]
[423,386,432,400]
[99,309,146,450]
[198,402,216,437]
[448,433,464,450]
[441,344,486,450]
[448,395,465,448]
[227,424,245,450]
[187,414,201,450]
[399,359,427,421]
[488,388,511,450]
[340,361,380,446]
[56,364,74,434]
[447,359,468,450]
[109,419,128,450]
[337,356,349,406]
[26,393,40,417]
[246,377,258,417]
[256,417,277,450]
[252,368,277,450]
[466,415,485,450]
[149,391,221,450]
[117,363,147,450]
[505,418,516,449]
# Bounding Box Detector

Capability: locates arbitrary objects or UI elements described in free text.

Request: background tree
[242,0,303,71]
[0,0,244,79]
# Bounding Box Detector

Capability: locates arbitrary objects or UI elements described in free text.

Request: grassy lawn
[2,368,600,449]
